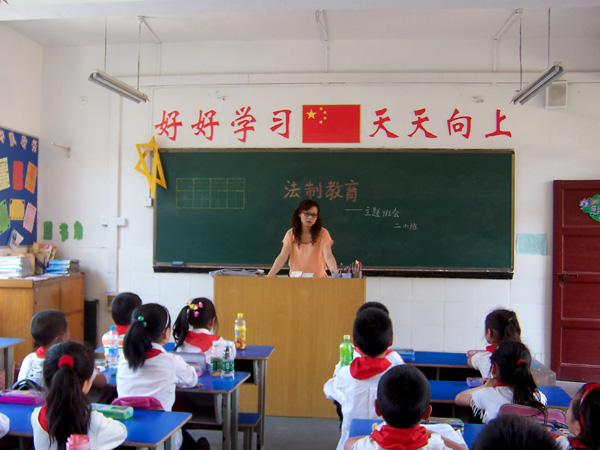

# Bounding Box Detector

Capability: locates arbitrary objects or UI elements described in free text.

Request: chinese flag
[302,104,361,143]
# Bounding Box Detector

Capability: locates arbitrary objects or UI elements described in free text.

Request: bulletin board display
[0,126,38,246]
[154,149,514,277]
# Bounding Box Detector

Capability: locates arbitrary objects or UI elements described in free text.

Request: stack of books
[46,259,80,275]
[0,256,33,278]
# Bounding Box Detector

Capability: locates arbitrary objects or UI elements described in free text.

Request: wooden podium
[214,276,365,418]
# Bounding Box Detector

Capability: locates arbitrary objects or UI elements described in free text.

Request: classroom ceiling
[1,0,600,48]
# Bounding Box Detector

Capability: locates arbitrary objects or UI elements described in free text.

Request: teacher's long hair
[291,199,323,246]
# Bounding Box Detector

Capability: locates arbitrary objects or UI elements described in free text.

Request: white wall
[3,25,600,367]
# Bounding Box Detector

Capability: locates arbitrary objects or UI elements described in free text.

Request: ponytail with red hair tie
[58,354,74,369]
[517,359,526,366]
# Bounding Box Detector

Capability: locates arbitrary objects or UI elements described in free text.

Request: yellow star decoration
[135,136,167,197]
[306,109,316,119]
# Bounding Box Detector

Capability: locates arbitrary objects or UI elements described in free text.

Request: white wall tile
[129,272,160,301]
[190,274,215,300]
[392,325,412,350]
[510,279,547,305]
[445,279,478,303]
[476,280,511,304]
[365,277,381,302]
[387,301,413,327]
[413,279,445,303]
[159,273,192,305]
[513,254,551,281]
[444,303,477,328]
[412,327,444,351]
[380,277,412,303]
[413,302,444,327]
[443,327,477,352]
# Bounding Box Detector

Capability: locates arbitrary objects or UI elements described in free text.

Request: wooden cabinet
[0,274,84,365]
[214,276,365,418]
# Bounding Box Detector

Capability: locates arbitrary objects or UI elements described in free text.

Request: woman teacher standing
[268,200,338,278]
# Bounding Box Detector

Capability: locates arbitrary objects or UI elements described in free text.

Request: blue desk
[349,418,479,448]
[102,369,250,450]
[0,402,191,450]
[400,350,539,379]
[0,338,24,388]
[428,380,571,409]
[99,343,275,450]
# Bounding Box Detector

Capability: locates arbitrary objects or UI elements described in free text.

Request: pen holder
[341,273,352,278]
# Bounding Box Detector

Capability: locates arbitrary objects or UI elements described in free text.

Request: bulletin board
[0,126,38,246]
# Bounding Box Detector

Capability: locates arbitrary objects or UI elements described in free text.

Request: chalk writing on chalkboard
[283,179,359,202]
[175,177,245,210]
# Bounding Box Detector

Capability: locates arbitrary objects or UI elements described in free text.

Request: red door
[552,180,600,381]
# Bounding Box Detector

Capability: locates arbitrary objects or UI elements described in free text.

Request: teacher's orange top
[283,228,333,278]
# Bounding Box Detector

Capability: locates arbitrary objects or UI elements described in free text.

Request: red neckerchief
[38,404,49,432]
[35,347,48,358]
[493,381,513,388]
[569,438,587,449]
[371,425,429,450]
[146,348,163,359]
[485,343,498,353]
[115,324,129,336]
[349,356,392,380]
[184,332,220,352]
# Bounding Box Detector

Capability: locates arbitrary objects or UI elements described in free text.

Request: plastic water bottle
[339,335,354,367]
[210,341,222,376]
[107,326,119,369]
[221,343,235,378]
[66,434,90,450]
[234,313,246,350]
[427,433,446,450]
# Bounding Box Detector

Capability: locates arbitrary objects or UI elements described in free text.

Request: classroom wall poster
[0,126,38,245]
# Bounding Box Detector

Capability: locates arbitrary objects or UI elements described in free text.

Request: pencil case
[91,403,134,420]
[395,348,415,358]
[466,377,484,387]
[0,389,45,405]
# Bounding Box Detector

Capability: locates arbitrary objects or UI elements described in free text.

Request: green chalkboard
[154,149,514,276]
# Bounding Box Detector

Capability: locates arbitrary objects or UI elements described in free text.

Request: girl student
[173,297,236,358]
[31,341,127,450]
[555,383,600,450]
[468,309,522,378]
[455,340,547,424]
[117,303,202,450]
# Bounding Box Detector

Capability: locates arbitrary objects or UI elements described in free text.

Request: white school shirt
[351,423,465,450]
[555,435,571,450]
[117,342,198,450]
[17,352,45,387]
[470,351,493,378]
[470,385,548,423]
[324,360,401,450]
[0,412,8,438]
[31,408,127,450]
[175,328,236,359]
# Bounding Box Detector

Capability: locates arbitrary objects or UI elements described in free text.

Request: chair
[111,396,164,410]
[498,404,567,427]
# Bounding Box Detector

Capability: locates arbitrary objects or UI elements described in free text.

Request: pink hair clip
[194,311,199,317]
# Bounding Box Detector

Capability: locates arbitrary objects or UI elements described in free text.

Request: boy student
[325,308,402,450]
[18,309,107,389]
[17,309,69,386]
[344,365,468,450]
[101,292,142,357]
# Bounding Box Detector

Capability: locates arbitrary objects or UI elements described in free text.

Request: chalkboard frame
[153,148,514,279]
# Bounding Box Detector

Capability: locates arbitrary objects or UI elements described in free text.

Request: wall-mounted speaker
[546,80,568,109]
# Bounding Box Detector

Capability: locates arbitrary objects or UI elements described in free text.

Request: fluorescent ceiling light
[511,64,565,105]
[88,69,149,103]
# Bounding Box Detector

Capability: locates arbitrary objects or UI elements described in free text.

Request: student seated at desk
[456,341,547,424]
[345,365,468,450]
[324,308,402,450]
[117,303,207,450]
[555,383,600,450]
[172,297,235,358]
[472,415,560,450]
[18,310,106,390]
[467,309,521,379]
[32,341,126,450]
[101,292,142,358]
